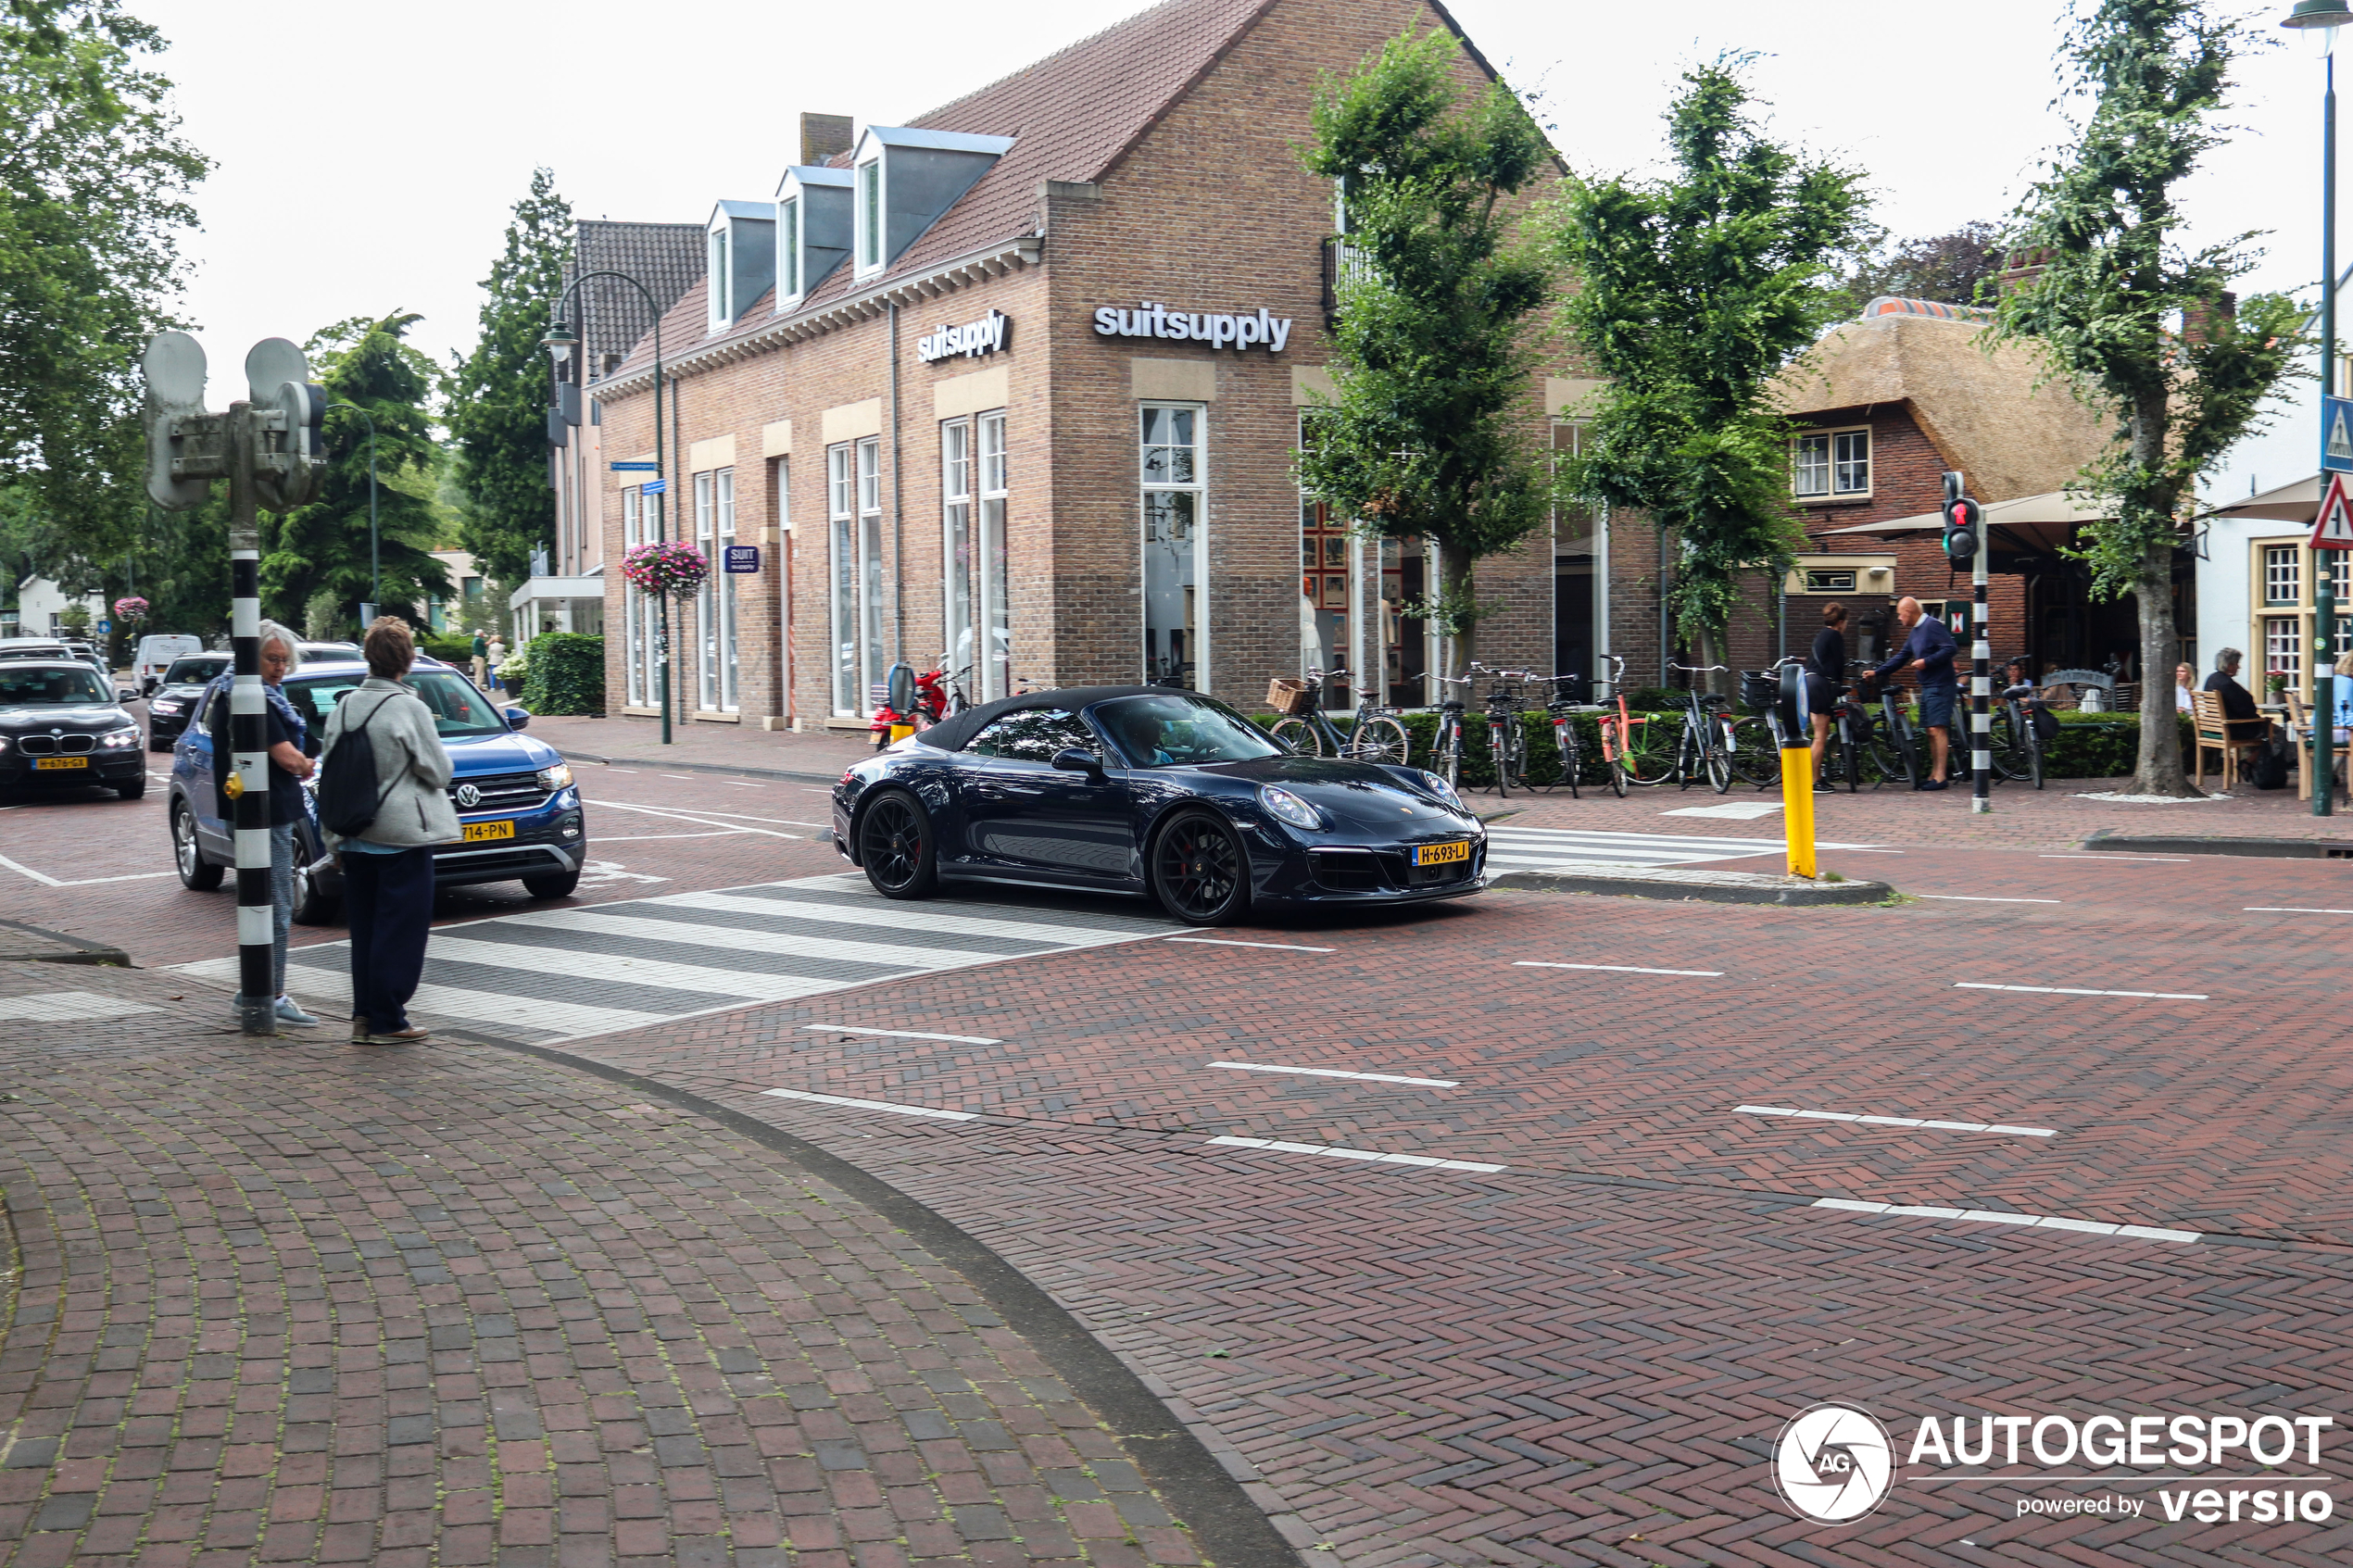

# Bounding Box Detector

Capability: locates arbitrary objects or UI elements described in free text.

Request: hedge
[518,633,605,715]
[417,627,474,667]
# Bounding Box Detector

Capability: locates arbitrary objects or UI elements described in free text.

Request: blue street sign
[95,620,110,635]
[640,478,668,495]
[724,545,761,574]
[610,460,659,472]
[2327,396,2353,474]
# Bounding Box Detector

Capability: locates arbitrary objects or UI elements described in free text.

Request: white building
[2201,476,2347,696]
[6,576,108,639]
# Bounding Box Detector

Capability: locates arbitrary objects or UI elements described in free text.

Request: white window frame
[707,227,731,330]
[717,467,738,711]
[1139,402,1208,690]
[825,439,887,715]
[777,197,800,305]
[942,412,1013,706]
[1793,425,1870,500]
[2264,544,2300,606]
[2266,614,2303,684]
[855,157,883,278]
[693,470,738,712]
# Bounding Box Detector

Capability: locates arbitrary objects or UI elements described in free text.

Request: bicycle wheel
[1618,718,1674,787]
[1705,718,1735,793]
[1550,719,1581,798]
[1601,719,1629,797]
[1727,716,1779,789]
[1344,715,1411,768]
[1838,726,1860,793]
[1269,717,1322,758]
[1988,707,2028,784]
[1505,718,1529,792]
[1488,721,1512,797]
[1438,721,1462,790]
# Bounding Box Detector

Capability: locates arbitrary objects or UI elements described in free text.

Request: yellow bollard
[1780,747,1817,878]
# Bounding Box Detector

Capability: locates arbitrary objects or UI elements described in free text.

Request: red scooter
[868,661,965,749]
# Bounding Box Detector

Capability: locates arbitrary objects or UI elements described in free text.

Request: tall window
[1793,429,1869,498]
[623,485,661,709]
[943,412,1012,704]
[708,229,731,326]
[778,199,799,300]
[827,439,886,714]
[2264,545,2300,605]
[624,486,644,707]
[694,469,739,712]
[1141,406,1204,687]
[2267,615,2302,684]
[857,160,881,272]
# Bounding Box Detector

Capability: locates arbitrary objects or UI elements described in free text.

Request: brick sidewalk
[0,966,1262,1568]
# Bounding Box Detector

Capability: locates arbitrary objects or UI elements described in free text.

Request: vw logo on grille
[455,783,482,809]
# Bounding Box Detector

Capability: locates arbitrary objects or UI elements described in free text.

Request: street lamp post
[542,271,668,744]
[2289,1,2351,813]
[330,401,378,622]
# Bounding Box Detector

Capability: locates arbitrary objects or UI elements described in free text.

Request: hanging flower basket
[622,542,709,598]
[113,596,149,624]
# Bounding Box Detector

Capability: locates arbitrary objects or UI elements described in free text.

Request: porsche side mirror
[1051,746,1104,778]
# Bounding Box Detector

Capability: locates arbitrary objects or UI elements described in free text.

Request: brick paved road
[0,966,1281,1568]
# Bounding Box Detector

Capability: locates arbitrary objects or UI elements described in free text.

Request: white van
[132,633,204,694]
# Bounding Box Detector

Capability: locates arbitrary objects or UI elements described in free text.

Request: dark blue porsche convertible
[830,685,1487,924]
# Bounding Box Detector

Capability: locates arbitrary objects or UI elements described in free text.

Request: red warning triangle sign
[2313,473,2353,551]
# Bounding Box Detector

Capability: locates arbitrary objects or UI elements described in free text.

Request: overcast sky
[136,0,2339,498]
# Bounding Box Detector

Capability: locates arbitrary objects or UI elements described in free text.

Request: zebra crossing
[1483,823,1875,873]
[170,872,1175,1045]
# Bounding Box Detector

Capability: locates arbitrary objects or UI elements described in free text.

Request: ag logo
[455,783,481,809]
[1773,1403,1894,1524]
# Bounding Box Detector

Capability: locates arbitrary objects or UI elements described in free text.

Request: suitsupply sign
[1093,300,1294,353]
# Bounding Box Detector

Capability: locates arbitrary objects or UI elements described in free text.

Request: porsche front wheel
[1151,810,1250,926]
[858,790,938,899]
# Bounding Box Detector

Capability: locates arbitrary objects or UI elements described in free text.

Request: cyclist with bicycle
[1870,596,1960,791]
[1806,602,1848,794]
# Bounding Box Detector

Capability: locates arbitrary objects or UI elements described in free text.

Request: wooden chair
[2284,691,2350,802]
[2190,689,2260,790]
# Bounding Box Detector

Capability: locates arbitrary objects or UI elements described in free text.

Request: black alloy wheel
[858,790,937,899]
[172,799,223,890]
[1151,809,1249,926]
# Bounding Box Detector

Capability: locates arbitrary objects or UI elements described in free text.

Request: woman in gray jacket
[321,618,459,1044]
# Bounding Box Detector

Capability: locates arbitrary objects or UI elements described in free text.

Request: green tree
[260,312,450,635]
[0,1,207,568]
[1994,0,2304,797]
[1836,221,2005,313]
[448,168,572,588]
[1294,30,1555,674]
[1554,59,1869,685]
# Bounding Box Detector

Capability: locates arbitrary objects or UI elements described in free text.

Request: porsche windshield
[1096,693,1285,767]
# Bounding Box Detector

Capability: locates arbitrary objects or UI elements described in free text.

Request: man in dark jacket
[2204,648,2271,743]
[1872,596,1960,790]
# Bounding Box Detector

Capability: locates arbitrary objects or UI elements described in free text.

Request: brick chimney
[799,113,854,168]
[1995,248,2050,296]
[2182,292,2238,345]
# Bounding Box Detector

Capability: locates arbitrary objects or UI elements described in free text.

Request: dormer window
[704,200,776,332]
[848,126,1015,282]
[774,167,852,311]
[779,198,799,301]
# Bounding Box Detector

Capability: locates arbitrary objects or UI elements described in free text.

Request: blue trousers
[343,847,435,1033]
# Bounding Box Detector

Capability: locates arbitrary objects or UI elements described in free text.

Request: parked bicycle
[1856,668,1923,789]
[1660,663,1742,794]
[1532,671,1595,797]
[1475,664,1531,797]
[1266,667,1412,766]
[1726,659,1806,791]
[1428,672,1473,790]
[1595,656,1672,796]
[1987,679,2048,789]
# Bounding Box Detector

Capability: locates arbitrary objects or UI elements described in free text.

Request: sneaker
[364,1026,431,1045]
[274,996,320,1028]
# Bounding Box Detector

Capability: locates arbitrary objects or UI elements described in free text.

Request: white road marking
[721,780,763,787]
[660,774,697,782]
[761,1087,977,1122]
[1209,1060,1458,1087]
[1810,1197,2197,1245]
[1919,895,2062,904]
[1662,801,1782,820]
[802,1023,1002,1046]
[1206,1135,1503,1173]
[0,992,159,1022]
[1514,960,1724,977]
[0,854,174,888]
[2246,907,2353,915]
[606,768,638,773]
[593,799,802,838]
[0,851,60,885]
[2036,855,2190,863]
[1736,1105,2056,1137]
[591,832,750,841]
[1955,982,2208,1000]
[590,800,829,829]
[1165,936,1335,952]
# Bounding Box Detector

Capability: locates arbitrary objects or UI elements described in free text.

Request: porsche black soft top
[914,685,1205,753]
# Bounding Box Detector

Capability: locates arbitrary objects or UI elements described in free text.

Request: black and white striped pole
[1942,471,1991,815]
[144,333,326,1037]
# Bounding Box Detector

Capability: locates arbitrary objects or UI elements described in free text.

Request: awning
[2204,473,2318,523]
[1818,490,2110,556]
[506,575,606,611]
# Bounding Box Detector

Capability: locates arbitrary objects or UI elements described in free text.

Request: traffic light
[1943,495,1982,565]
[254,379,330,510]
[143,332,214,512]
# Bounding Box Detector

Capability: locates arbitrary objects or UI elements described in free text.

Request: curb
[0,917,131,967]
[556,748,849,786]
[1492,868,1894,906]
[2081,831,2353,860]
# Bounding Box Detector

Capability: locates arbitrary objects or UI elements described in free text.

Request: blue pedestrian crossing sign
[2326,396,2353,473]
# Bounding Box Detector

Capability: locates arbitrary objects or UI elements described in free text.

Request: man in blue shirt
[1873,596,1960,790]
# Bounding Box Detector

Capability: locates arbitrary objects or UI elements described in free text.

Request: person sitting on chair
[2203,648,2271,743]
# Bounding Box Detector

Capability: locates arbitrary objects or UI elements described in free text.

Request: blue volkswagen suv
[167,657,588,922]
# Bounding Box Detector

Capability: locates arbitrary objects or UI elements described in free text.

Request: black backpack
[317,696,397,836]
[2249,733,2292,791]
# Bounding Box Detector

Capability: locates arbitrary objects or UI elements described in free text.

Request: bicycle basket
[1266,678,1316,716]
[1739,671,1780,712]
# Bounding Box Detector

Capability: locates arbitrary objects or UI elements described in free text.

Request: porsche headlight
[1420,771,1465,811]
[535,762,573,792]
[1258,784,1324,830]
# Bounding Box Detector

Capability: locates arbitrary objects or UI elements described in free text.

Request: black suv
[0,660,146,798]
[143,653,232,750]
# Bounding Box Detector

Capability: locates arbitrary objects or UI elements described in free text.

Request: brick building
[1770,298,2118,678]
[579,0,1638,732]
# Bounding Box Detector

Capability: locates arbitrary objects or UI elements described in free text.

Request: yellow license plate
[33,756,86,771]
[462,820,515,843]
[1415,839,1470,867]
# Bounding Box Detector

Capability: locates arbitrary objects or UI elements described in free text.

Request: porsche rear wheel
[1151,809,1250,926]
[858,790,937,899]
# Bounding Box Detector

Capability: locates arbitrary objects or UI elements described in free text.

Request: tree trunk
[2128,542,2194,797]
[1440,538,1476,684]
[1694,622,1731,697]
